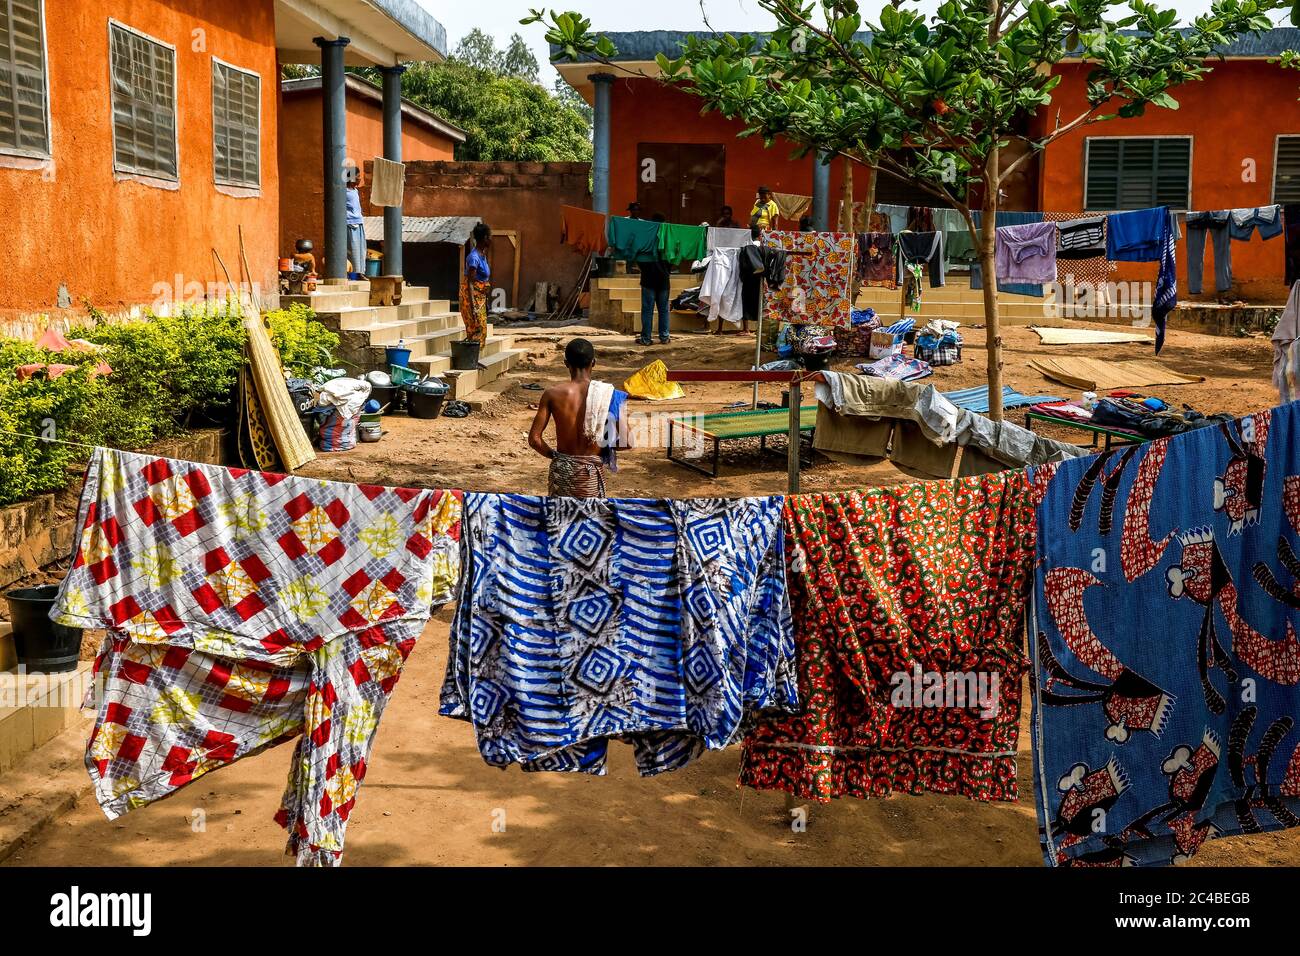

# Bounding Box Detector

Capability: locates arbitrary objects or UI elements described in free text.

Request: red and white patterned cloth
[55,448,462,866]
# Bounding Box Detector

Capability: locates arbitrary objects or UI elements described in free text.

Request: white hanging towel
[697,248,744,325]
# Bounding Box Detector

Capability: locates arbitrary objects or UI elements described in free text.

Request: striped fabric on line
[441,494,799,775]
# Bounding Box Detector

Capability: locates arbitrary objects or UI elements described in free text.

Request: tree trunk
[840,160,855,232]
[980,154,1004,422]
[861,163,877,232]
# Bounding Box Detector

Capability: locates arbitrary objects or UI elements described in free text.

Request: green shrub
[0,300,340,507]
[265,304,340,374]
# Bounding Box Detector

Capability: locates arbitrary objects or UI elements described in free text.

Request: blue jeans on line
[641,286,670,342]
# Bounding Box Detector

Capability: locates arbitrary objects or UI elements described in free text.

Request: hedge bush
[0,302,337,507]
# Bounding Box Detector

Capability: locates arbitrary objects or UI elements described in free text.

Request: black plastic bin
[407,390,447,420]
[5,585,81,673]
[451,340,481,371]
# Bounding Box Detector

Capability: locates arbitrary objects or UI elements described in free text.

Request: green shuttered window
[1274,136,1300,204]
[1085,137,1191,212]
[109,21,178,180]
[0,0,49,158]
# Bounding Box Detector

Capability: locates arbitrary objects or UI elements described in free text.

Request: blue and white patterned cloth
[1031,402,1300,866]
[441,494,798,775]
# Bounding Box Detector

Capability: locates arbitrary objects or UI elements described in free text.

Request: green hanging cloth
[657,223,709,264]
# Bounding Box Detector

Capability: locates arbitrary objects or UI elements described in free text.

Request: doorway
[637,144,726,225]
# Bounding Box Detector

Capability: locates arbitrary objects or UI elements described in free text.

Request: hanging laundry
[738,243,786,325]
[1106,206,1178,353]
[740,476,1036,803]
[763,231,855,330]
[856,231,897,288]
[876,203,910,233]
[1274,282,1300,403]
[896,231,946,288]
[1229,204,1284,241]
[441,494,798,775]
[771,192,812,224]
[996,221,1058,285]
[907,206,935,232]
[1286,205,1300,287]
[1043,213,1117,308]
[698,246,745,326]
[657,222,709,264]
[53,448,463,866]
[607,216,663,263]
[708,226,753,251]
[561,205,608,257]
[971,211,1046,297]
[1185,210,1233,295]
[1031,402,1300,867]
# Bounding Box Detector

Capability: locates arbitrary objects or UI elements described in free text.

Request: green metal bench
[667,406,819,478]
[1024,411,1150,452]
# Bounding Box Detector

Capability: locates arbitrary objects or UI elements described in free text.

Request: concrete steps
[588,272,1151,333]
[297,281,524,399]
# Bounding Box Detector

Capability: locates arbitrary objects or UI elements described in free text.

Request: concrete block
[0,623,14,673]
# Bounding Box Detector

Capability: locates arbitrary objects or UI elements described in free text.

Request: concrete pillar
[380,64,406,277]
[812,151,832,232]
[591,73,614,215]
[314,36,351,279]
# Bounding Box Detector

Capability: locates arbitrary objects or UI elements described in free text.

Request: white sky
[418,1,1273,86]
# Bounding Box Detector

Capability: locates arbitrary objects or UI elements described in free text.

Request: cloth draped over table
[561,205,608,257]
[740,476,1036,803]
[763,231,855,332]
[442,494,799,775]
[813,371,1087,480]
[53,448,463,866]
[1030,402,1300,866]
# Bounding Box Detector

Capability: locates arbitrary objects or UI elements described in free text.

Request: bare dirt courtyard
[5,319,1300,867]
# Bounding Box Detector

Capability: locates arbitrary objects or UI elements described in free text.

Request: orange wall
[608,77,876,226]
[278,88,458,268]
[0,0,282,320]
[1039,60,1300,303]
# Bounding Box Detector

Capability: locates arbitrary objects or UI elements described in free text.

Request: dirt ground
[6,318,1299,867]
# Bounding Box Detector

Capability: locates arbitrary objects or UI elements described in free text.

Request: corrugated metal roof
[363,215,480,244]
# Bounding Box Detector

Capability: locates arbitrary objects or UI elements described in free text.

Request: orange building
[557,28,1300,303]
[278,74,465,270]
[0,0,447,321]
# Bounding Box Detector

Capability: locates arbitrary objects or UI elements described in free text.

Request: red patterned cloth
[740,475,1036,802]
[55,448,463,866]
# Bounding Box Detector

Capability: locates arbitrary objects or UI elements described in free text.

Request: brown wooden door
[637,144,726,224]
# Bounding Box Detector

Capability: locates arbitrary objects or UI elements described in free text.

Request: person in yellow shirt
[750,186,779,232]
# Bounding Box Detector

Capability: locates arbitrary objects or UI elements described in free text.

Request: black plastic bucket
[451,340,481,371]
[5,585,81,673]
[407,391,447,420]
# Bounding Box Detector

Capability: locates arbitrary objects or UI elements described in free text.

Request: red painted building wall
[278,84,459,269]
[1,0,282,320]
[1036,60,1298,303]
[607,77,880,226]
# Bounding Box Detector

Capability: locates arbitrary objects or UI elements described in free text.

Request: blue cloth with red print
[1030,401,1300,866]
